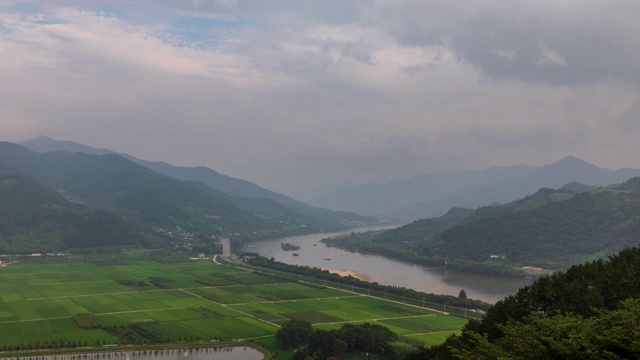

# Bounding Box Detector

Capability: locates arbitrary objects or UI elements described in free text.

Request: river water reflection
[6,347,263,360]
[243,226,529,303]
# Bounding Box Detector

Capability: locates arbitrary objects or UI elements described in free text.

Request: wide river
[242,226,529,303]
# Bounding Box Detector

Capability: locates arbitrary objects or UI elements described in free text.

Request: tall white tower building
[221,238,231,257]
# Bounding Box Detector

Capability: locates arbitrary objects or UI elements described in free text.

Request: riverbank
[241,227,529,303]
[240,255,491,312]
[321,236,532,279]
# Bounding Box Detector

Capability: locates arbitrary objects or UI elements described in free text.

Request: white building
[221,238,231,257]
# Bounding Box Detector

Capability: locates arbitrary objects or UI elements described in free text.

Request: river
[4,347,263,360]
[242,226,529,303]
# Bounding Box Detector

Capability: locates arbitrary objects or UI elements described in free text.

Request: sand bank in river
[322,268,372,282]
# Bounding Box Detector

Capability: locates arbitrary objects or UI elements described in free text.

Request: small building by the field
[221,238,231,257]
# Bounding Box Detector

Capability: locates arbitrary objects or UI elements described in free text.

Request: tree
[458,289,467,300]
[276,319,313,346]
[453,298,640,359]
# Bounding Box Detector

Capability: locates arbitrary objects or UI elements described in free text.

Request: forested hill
[0,142,373,251]
[409,246,640,359]
[325,179,640,272]
[432,188,640,267]
[0,174,159,253]
[19,138,375,230]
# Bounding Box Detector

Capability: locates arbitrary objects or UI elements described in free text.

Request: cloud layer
[1,1,639,198]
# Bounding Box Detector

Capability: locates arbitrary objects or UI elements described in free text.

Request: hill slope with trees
[0,142,373,252]
[407,246,640,359]
[324,179,640,274]
[0,174,159,253]
[23,136,307,207]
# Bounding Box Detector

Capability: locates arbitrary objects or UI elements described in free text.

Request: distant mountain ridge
[22,136,303,207]
[310,156,640,220]
[309,165,537,216]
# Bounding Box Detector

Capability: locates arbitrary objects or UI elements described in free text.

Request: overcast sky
[1,1,639,198]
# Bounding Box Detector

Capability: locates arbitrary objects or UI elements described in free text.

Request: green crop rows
[0,258,467,351]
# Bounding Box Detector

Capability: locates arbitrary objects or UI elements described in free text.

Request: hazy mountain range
[20,136,640,226]
[23,136,302,207]
[309,156,640,220]
[0,140,372,253]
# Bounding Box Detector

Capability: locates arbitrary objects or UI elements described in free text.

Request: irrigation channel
[242,226,529,304]
[3,347,263,360]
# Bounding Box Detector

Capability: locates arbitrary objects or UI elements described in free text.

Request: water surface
[243,226,528,303]
[6,347,263,360]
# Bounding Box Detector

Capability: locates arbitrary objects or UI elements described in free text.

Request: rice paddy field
[0,256,468,351]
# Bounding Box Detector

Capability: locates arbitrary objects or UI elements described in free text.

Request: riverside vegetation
[240,254,491,312]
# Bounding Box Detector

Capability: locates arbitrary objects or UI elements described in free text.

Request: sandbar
[322,268,372,282]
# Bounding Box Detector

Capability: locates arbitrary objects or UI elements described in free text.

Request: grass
[0,257,470,353]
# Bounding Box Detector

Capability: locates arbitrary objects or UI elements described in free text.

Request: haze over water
[243,227,528,303]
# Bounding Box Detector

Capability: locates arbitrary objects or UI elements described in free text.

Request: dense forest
[0,174,159,253]
[406,246,640,359]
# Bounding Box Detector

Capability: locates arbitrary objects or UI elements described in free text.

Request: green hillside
[22,135,304,207]
[21,136,375,228]
[0,174,159,253]
[324,180,640,274]
[432,189,640,267]
[0,142,372,252]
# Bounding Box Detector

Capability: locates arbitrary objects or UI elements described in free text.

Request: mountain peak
[544,156,603,172]
[552,155,591,166]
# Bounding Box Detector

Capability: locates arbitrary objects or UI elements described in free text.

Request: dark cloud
[385,1,640,87]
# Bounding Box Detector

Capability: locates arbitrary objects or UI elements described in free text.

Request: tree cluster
[408,245,640,359]
[278,321,399,359]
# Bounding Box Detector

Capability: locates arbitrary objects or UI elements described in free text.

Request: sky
[1,0,640,199]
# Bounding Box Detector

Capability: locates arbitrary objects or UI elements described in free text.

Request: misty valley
[1,137,640,359]
[3,1,640,358]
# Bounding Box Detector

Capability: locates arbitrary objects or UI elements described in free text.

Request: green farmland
[0,257,468,356]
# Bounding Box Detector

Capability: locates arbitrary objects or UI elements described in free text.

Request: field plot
[0,258,467,350]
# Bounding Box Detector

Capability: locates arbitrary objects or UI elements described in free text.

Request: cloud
[382,1,640,87]
[492,48,516,61]
[0,1,639,197]
[537,45,567,67]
